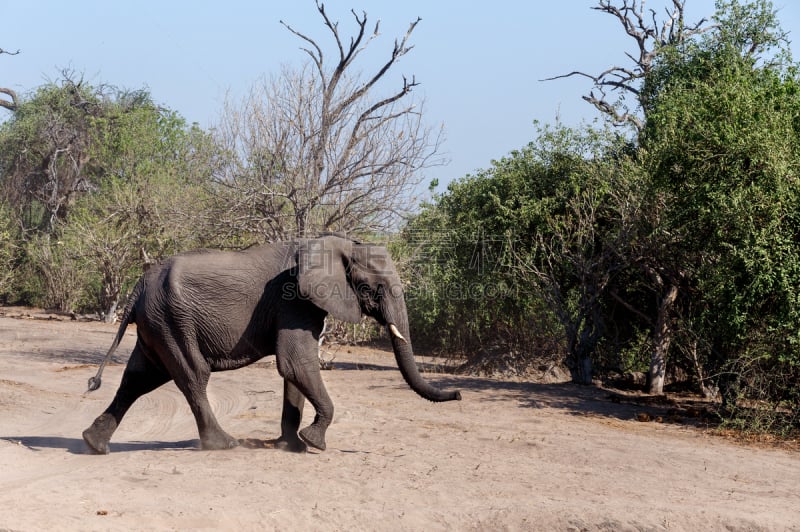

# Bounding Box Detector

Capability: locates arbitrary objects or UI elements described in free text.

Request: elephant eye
[354,282,381,311]
[374,283,388,298]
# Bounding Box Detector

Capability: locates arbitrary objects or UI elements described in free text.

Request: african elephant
[82,235,461,454]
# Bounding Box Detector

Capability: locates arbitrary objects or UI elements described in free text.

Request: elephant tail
[86,276,144,392]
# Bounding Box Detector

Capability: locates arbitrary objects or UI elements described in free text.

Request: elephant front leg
[295,375,333,451]
[275,380,308,453]
[276,331,334,451]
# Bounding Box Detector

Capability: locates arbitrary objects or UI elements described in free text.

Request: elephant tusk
[388,324,408,344]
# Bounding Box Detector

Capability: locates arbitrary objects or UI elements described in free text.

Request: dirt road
[0,313,798,530]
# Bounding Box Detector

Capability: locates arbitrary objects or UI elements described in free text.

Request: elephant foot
[275,435,308,453]
[200,430,240,451]
[298,425,327,451]
[82,413,117,455]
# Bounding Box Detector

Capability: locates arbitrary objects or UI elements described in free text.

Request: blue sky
[3,1,799,188]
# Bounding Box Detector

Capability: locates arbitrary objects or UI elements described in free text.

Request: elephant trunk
[387,321,461,403]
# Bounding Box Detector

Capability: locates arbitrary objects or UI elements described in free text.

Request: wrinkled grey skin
[82,236,461,454]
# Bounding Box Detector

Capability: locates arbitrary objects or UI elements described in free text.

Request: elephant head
[296,236,461,402]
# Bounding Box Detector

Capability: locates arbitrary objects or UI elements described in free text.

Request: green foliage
[640,0,800,429]
[0,79,103,232]
[0,200,19,297]
[718,348,800,437]
[0,1,796,437]
[69,99,214,318]
[0,77,216,316]
[401,124,641,380]
[23,233,90,312]
[646,34,800,330]
[403,1,800,432]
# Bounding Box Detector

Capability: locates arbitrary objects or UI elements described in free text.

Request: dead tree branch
[0,87,17,112]
[543,0,710,133]
[1,46,20,112]
[212,4,442,241]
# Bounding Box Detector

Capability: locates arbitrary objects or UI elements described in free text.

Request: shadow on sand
[1,436,200,454]
[1,436,315,454]
[332,358,719,429]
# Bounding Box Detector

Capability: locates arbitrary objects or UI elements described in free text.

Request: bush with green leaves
[0,200,19,298]
[401,124,643,381]
[641,1,800,424]
[0,78,216,318]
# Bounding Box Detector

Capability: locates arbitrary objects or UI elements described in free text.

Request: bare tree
[211,2,443,242]
[545,0,708,133]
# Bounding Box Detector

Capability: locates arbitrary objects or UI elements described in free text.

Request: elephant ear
[296,238,362,323]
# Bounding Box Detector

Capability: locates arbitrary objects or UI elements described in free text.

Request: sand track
[0,314,798,530]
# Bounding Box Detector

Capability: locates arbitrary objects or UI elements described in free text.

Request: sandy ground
[0,312,799,531]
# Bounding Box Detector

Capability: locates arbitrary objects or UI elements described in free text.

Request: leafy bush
[399,125,640,380]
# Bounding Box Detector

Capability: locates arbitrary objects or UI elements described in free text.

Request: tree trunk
[570,326,594,385]
[566,306,599,385]
[103,299,118,324]
[647,283,678,394]
[570,355,594,385]
[688,337,718,399]
[101,272,121,324]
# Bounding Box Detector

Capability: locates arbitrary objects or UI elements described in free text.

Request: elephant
[82,235,461,454]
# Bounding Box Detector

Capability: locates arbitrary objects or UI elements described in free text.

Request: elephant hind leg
[175,376,240,451]
[162,339,239,451]
[83,343,170,454]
